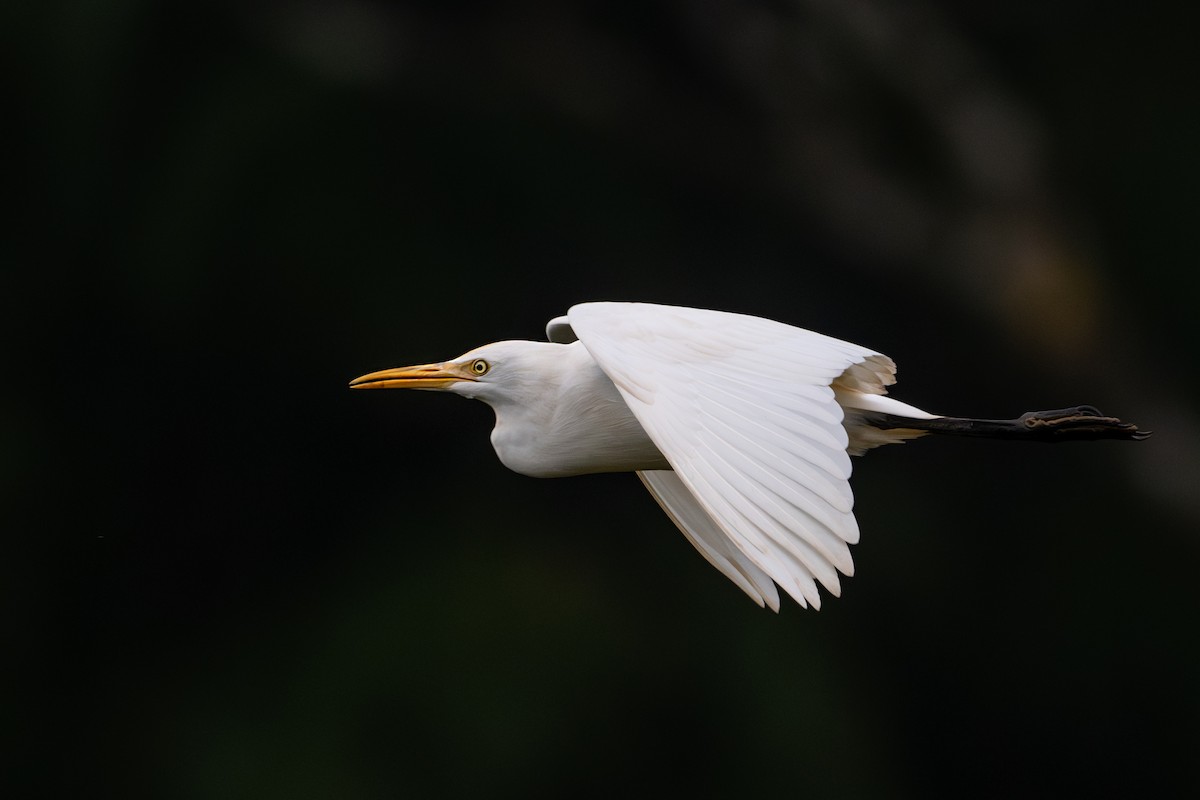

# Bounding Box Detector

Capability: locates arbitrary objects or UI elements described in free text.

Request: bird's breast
[488,361,670,478]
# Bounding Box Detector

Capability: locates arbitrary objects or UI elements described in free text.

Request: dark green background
[8,2,1198,797]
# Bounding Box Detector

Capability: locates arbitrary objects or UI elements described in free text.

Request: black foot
[1017,406,1151,441]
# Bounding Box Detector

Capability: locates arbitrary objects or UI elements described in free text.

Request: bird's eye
[470,359,490,376]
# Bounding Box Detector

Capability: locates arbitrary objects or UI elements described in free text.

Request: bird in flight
[350,302,1148,611]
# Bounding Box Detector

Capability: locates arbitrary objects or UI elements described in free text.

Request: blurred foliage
[6,1,1198,797]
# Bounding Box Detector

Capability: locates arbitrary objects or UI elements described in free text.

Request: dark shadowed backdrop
[7,1,1199,797]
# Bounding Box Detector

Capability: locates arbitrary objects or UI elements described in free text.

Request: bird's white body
[354,302,1145,609]
[354,302,945,611]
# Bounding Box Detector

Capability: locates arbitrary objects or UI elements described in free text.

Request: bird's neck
[486,344,669,478]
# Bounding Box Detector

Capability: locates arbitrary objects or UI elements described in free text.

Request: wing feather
[694,399,856,536]
[694,440,842,596]
[684,456,823,609]
[638,470,780,611]
[567,302,885,609]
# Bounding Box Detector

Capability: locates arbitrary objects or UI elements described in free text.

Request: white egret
[350,302,1147,611]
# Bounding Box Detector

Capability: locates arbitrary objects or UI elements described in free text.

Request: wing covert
[545,315,578,344]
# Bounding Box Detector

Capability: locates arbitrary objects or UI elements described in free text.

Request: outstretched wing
[566,302,895,609]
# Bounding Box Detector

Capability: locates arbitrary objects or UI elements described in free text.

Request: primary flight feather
[351,302,1147,611]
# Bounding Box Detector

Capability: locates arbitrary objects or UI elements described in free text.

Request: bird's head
[349,340,563,404]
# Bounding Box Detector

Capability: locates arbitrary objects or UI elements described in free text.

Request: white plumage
[350,301,1146,610]
[561,303,929,609]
